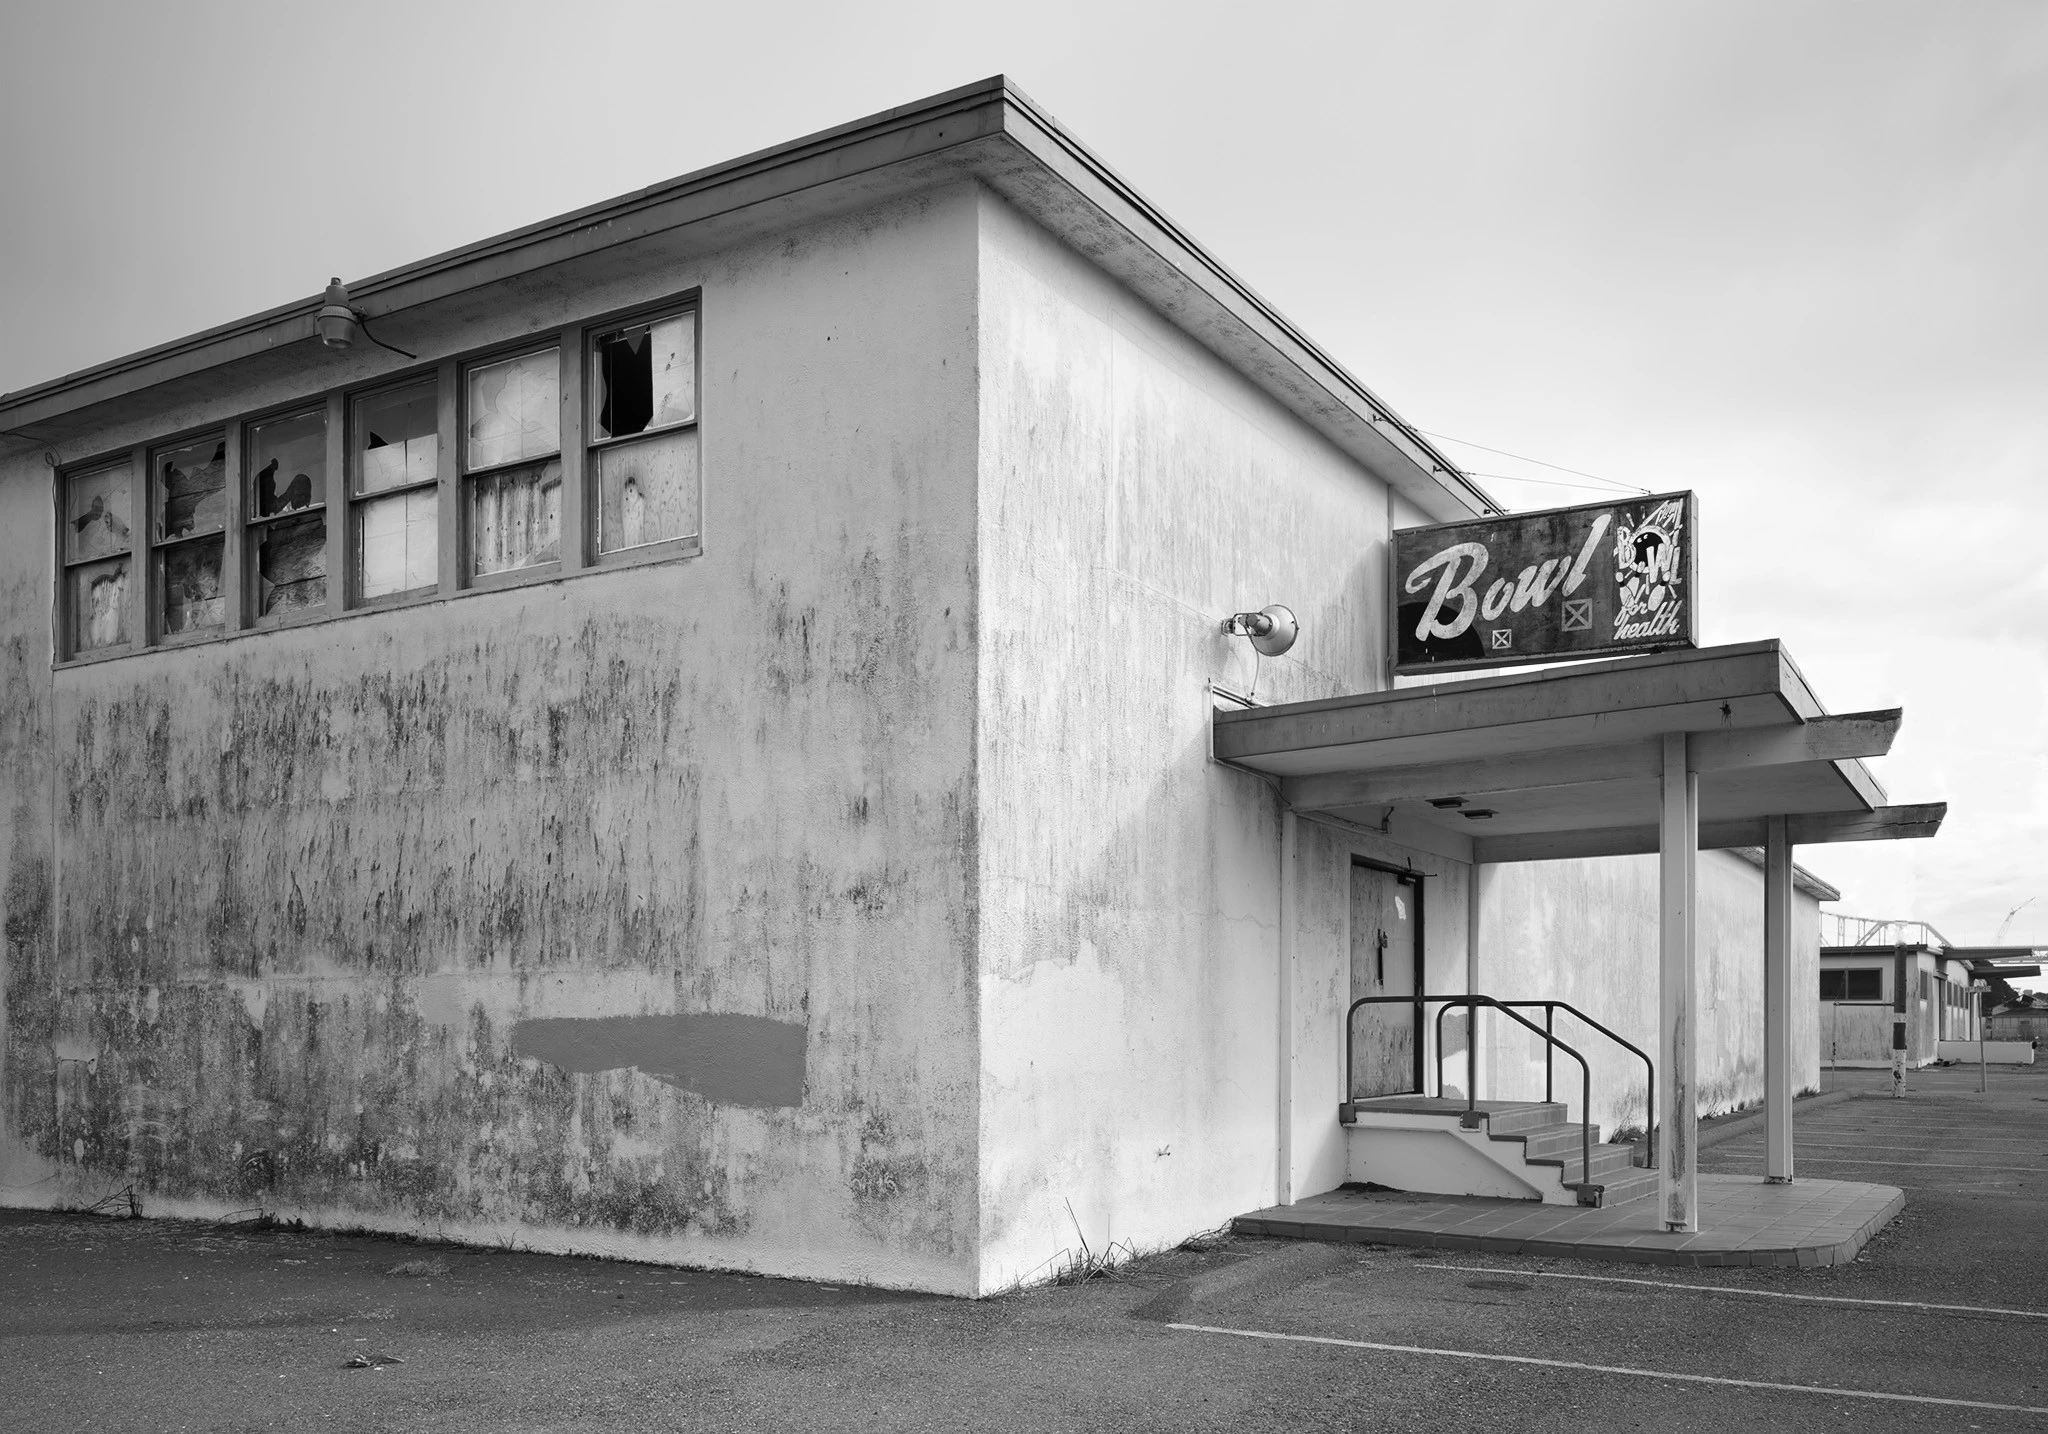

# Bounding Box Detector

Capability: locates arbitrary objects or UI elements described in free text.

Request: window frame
[241,397,340,630]
[50,287,704,667]
[148,426,235,646]
[459,338,568,589]
[347,371,448,610]
[584,298,703,568]
[56,448,145,662]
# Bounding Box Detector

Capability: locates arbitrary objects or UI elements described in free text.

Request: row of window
[59,299,700,659]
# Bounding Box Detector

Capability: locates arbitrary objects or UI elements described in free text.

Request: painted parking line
[1168,1323,2048,1414]
[1756,1138,2044,1150]
[1409,1263,2048,1320]
[1742,1157,2041,1172]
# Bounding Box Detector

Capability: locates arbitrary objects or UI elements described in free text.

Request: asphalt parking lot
[2,1061,2042,1432]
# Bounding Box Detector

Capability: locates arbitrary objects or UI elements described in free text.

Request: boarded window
[357,383,438,494]
[589,311,698,555]
[63,461,135,653]
[246,410,327,621]
[464,349,560,575]
[594,433,697,553]
[152,435,228,636]
[470,459,561,575]
[353,380,440,600]
[359,488,438,598]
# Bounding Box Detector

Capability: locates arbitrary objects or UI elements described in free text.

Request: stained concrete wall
[0,186,984,1293]
[4,169,1839,1297]
[1476,849,1823,1137]
[971,190,1477,1290]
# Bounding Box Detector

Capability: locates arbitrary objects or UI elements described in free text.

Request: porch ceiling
[1214,640,1946,863]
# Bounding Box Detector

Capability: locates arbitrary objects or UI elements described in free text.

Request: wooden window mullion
[128,443,149,644]
[323,392,346,612]
[559,329,584,573]
[221,420,245,631]
[436,359,459,594]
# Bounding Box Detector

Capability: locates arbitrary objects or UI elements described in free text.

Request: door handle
[1376,928,1388,985]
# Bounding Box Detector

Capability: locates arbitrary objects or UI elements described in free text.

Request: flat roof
[0,78,1498,524]
[1215,640,1945,864]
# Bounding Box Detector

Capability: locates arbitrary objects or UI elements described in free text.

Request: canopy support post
[1659,732,1698,1232]
[1764,815,1794,1183]
[1277,808,1298,1206]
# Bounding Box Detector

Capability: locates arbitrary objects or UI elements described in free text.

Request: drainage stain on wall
[0,190,987,1294]
[512,1014,807,1107]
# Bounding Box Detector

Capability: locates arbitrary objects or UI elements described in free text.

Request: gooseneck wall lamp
[315,278,417,359]
[1221,604,1298,657]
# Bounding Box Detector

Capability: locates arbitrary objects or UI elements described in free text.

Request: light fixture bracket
[1222,604,1298,657]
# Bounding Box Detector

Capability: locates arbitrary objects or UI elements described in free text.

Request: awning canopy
[1214,639,1944,864]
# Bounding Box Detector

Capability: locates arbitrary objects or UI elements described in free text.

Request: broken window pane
[592,313,695,441]
[356,381,438,495]
[596,429,698,553]
[254,512,326,617]
[65,463,133,564]
[161,536,225,634]
[359,488,438,599]
[70,557,131,651]
[465,349,558,472]
[153,436,227,541]
[469,459,561,575]
[249,410,326,518]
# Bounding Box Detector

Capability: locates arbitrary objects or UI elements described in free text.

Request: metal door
[1349,861,1422,1099]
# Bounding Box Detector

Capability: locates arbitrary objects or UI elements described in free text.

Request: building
[1817,919,2042,1067]
[0,79,1944,1295]
[1986,994,2048,1047]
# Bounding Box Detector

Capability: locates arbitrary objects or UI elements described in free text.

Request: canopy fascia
[1215,640,1945,864]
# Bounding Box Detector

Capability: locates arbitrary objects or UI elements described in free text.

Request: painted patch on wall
[512,1014,807,1107]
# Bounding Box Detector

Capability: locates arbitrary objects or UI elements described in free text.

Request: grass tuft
[386,1257,450,1278]
[1049,1199,1138,1285]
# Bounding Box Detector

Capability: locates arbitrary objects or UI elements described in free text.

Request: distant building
[1818,920,2042,1067]
[1986,994,2048,1046]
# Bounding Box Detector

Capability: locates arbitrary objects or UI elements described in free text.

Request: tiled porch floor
[1233,1174,1904,1267]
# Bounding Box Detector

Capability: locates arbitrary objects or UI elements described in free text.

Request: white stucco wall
[1476,849,1823,1137]
[970,188,1467,1290]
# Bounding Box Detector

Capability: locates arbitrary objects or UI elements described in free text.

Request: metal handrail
[1342,993,1653,1196]
[1499,1000,1657,1167]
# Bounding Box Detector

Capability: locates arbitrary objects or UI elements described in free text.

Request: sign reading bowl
[1393,491,1698,674]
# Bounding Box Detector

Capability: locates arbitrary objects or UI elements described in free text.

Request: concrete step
[1509,1134,1639,1181]
[1577,1166,1660,1208]
[1517,1123,1608,1160]
[1538,1143,1643,1184]
[1476,1102,1570,1136]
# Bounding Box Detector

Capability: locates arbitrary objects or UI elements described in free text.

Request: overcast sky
[3,1,2043,967]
